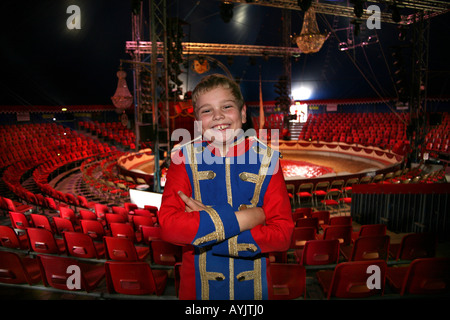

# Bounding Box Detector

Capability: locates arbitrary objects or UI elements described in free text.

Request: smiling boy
[158,74,293,300]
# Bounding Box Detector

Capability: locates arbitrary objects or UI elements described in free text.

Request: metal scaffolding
[227,0,449,25]
[124,0,447,191]
[127,0,170,193]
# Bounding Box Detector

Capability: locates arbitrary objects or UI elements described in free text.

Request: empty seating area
[299,112,409,150]
[425,112,449,155]
[2,196,449,300]
[0,201,179,299]
[0,117,449,300]
[287,164,447,214]
[272,206,450,299]
[78,120,137,150]
[0,121,178,299]
[1,123,116,210]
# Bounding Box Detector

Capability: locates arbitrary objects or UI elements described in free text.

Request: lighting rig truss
[126,0,449,58]
[126,41,302,58]
[228,0,449,25]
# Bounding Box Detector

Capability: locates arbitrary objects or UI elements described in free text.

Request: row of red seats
[79,153,136,205]
[0,123,114,169]
[425,112,449,154]
[300,112,410,149]
[267,207,449,299]
[1,202,448,299]
[289,165,446,211]
[78,121,136,150]
[264,113,285,130]
[0,199,178,297]
[0,122,122,216]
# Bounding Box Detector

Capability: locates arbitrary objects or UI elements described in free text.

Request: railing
[351,183,450,241]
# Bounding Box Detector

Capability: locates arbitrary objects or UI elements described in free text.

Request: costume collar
[205,133,254,157]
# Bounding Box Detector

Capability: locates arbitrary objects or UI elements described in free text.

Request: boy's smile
[195,86,246,152]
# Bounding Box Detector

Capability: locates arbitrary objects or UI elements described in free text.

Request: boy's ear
[241,105,247,123]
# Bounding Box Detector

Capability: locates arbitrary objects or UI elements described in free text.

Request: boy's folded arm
[250,166,294,253]
[159,156,242,247]
[212,168,294,258]
[158,159,201,245]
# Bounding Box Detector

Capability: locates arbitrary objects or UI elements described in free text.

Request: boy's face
[195,86,246,148]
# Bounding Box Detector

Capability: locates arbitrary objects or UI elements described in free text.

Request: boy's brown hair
[192,74,245,116]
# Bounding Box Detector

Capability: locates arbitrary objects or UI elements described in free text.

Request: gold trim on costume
[198,248,226,300]
[186,143,202,202]
[225,157,233,207]
[239,172,259,183]
[192,207,225,246]
[229,243,236,300]
[250,147,274,207]
[237,242,258,253]
[198,170,216,180]
[235,258,263,300]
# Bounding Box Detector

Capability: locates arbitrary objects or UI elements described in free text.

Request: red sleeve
[251,163,294,253]
[158,150,200,245]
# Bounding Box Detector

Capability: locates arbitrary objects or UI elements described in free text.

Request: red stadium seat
[340,235,390,262]
[297,239,340,266]
[30,213,55,233]
[0,225,29,250]
[316,225,352,246]
[316,260,387,299]
[389,233,437,261]
[0,251,41,285]
[63,231,105,259]
[149,239,183,266]
[104,236,149,261]
[386,257,450,296]
[269,263,306,300]
[352,224,386,243]
[38,254,105,292]
[9,211,32,230]
[26,228,66,254]
[105,261,168,296]
[81,219,109,241]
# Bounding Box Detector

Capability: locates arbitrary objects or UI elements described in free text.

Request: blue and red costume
[159,135,293,300]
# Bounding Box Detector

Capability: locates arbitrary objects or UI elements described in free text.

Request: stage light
[297,0,312,11]
[338,42,349,51]
[367,34,378,44]
[292,86,312,100]
[351,0,364,18]
[220,2,234,23]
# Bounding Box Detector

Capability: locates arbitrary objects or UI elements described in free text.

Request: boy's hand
[178,190,265,232]
[235,207,265,232]
[178,191,207,212]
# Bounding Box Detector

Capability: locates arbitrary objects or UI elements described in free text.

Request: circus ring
[116,148,164,189]
[277,140,404,190]
[116,140,404,193]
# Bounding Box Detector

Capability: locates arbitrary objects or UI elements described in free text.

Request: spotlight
[220,2,234,23]
[338,42,349,51]
[351,0,364,18]
[390,4,402,23]
[297,0,312,11]
[367,35,378,44]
